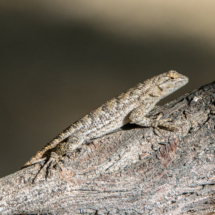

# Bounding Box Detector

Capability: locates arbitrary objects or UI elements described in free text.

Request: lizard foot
[33,152,63,183]
[151,114,175,131]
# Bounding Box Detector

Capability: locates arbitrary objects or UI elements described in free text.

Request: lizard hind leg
[32,141,69,183]
[33,151,63,183]
[33,136,85,183]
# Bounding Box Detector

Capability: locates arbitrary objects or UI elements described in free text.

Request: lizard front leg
[129,104,175,131]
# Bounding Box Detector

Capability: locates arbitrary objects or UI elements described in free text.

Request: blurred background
[1,0,215,177]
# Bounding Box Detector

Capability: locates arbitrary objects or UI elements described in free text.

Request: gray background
[1,0,215,177]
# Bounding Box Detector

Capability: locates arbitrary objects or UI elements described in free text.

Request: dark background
[1,1,215,177]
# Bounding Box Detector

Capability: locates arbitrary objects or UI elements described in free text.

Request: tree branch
[1,81,215,215]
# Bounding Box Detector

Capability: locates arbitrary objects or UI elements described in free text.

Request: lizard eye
[167,70,179,80]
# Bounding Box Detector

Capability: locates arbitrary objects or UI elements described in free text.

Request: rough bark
[1,81,215,215]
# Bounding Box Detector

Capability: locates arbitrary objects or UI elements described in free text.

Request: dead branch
[1,81,215,215]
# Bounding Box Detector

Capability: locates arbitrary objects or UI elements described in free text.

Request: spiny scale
[23,70,188,168]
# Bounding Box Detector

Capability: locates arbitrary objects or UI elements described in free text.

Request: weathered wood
[1,81,215,215]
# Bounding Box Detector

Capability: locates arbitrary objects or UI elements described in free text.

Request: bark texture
[1,81,215,215]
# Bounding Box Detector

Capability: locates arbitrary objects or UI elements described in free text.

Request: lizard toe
[33,152,62,183]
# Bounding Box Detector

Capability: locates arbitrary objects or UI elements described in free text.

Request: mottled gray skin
[24,71,188,177]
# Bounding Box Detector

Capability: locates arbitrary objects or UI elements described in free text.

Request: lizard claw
[33,152,63,183]
[151,114,175,131]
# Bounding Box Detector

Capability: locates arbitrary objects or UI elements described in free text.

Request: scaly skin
[23,71,188,180]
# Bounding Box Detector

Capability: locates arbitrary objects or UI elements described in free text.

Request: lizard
[23,70,188,181]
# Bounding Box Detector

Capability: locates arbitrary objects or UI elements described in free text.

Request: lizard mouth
[176,75,189,88]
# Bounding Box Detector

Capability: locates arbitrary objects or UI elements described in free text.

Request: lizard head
[152,70,189,99]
